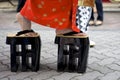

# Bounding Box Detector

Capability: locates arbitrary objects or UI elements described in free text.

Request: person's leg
[90,9,94,21]
[16,13,37,36]
[96,0,103,21]
[89,9,95,26]
[17,0,26,12]
[16,13,31,30]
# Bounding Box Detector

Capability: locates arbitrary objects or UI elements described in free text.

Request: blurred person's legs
[89,9,95,26]
[17,0,26,12]
[89,0,103,26]
[95,0,103,26]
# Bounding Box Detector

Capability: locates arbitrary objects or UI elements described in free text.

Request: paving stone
[98,71,120,80]
[70,71,103,80]
[0,56,9,61]
[23,78,32,80]
[113,49,120,55]
[106,63,120,71]
[0,71,16,79]
[0,78,9,80]
[45,62,57,70]
[89,50,106,60]
[88,57,101,64]
[0,64,9,71]
[30,70,60,80]
[52,72,82,80]
[41,52,55,59]
[88,63,114,74]
[1,59,10,65]
[114,61,120,65]
[41,57,57,64]
[0,52,4,57]
[8,72,38,80]
[103,51,120,60]
[45,78,55,80]
[97,58,117,66]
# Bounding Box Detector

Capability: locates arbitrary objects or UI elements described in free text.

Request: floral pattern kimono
[20,0,93,33]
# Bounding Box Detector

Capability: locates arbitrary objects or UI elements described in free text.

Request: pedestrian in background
[17,0,26,12]
[89,0,104,26]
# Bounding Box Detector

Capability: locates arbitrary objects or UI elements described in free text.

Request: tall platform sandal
[55,32,90,73]
[6,30,41,72]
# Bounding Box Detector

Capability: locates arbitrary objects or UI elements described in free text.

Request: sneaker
[89,20,95,26]
[95,20,103,26]
[90,40,95,47]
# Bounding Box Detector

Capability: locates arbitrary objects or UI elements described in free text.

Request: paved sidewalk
[0,6,120,80]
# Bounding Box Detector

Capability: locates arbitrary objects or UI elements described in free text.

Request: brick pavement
[0,7,120,80]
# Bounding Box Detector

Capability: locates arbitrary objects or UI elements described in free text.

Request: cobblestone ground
[0,10,120,80]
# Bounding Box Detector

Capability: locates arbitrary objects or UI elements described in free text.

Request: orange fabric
[72,0,80,32]
[20,0,80,32]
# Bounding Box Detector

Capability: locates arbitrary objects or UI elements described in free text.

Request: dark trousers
[90,0,103,21]
[17,0,26,12]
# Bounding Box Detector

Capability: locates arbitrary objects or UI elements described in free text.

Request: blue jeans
[90,0,103,21]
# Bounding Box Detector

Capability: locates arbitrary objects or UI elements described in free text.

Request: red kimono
[20,0,79,32]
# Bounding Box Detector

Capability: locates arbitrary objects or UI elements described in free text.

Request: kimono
[20,0,80,32]
[20,0,93,33]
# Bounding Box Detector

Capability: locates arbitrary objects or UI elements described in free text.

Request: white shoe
[95,20,103,26]
[90,40,96,47]
[89,20,95,26]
